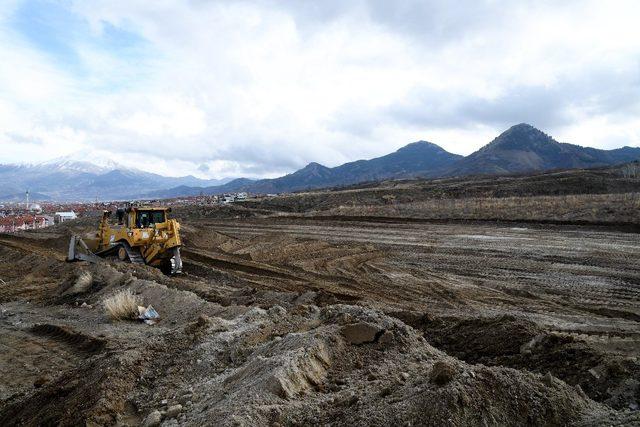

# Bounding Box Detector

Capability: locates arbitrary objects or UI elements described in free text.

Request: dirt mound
[0,246,76,303]
[0,344,150,426]
[127,303,607,427]
[398,312,640,410]
[1,258,611,426]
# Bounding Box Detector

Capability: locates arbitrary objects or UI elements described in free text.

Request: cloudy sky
[1,0,639,178]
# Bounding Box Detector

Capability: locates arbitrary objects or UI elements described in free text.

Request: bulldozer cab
[116,207,171,229]
[134,209,166,228]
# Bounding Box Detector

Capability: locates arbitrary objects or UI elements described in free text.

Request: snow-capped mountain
[41,155,123,174]
[0,157,232,201]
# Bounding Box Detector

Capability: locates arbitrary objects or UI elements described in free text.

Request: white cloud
[115,95,206,138]
[0,0,639,177]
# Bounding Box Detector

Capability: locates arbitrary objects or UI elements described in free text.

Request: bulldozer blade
[67,235,102,264]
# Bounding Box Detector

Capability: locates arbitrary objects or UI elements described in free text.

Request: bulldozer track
[120,242,145,264]
[183,248,300,281]
[29,324,106,355]
[182,247,371,301]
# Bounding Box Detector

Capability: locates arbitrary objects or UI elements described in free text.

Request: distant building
[236,192,248,200]
[0,215,48,232]
[27,203,42,213]
[54,211,77,223]
[42,215,55,226]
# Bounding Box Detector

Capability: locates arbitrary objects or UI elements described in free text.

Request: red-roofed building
[0,215,50,233]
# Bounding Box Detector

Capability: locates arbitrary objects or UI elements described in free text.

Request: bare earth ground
[0,206,639,425]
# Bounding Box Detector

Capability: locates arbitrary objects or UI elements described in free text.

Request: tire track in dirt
[29,324,106,355]
[182,247,367,302]
[0,327,86,402]
[0,235,66,261]
[192,219,640,328]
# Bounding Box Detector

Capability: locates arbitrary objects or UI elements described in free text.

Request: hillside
[150,178,257,198]
[444,123,640,176]
[231,161,640,218]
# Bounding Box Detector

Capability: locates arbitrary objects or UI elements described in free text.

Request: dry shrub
[103,289,139,320]
[73,271,93,291]
[62,271,93,296]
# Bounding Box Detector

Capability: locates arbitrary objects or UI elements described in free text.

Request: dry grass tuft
[75,271,93,290]
[62,271,94,296]
[103,289,139,321]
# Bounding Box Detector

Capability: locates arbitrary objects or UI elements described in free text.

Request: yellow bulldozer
[67,206,182,275]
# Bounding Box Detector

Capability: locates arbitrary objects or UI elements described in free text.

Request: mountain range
[150,123,640,198]
[149,140,463,198]
[0,156,231,202]
[1,123,639,201]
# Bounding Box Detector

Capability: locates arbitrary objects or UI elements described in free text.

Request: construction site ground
[0,208,639,426]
